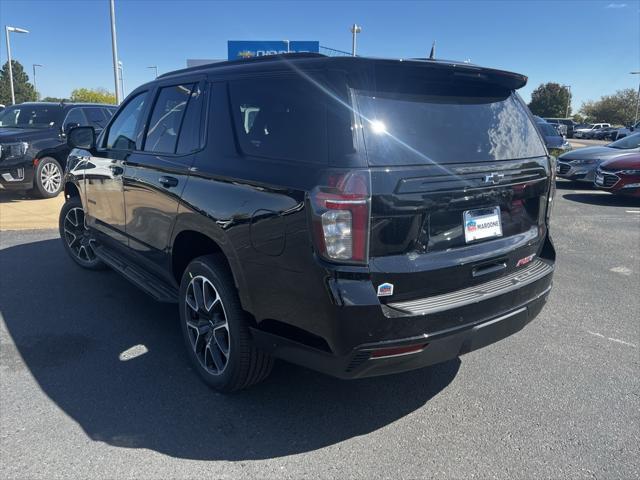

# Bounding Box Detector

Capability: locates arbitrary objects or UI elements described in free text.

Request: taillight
[310,170,371,264]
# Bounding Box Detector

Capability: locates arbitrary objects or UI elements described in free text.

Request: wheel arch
[170,219,253,316]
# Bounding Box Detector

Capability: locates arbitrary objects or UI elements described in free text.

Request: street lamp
[147,65,158,78]
[118,60,125,98]
[562,84,571,118]
[350,24,362,56]
[4,25,30,105]
[109,0,122,104]
[32,64,43,101]
[631,72,640,125]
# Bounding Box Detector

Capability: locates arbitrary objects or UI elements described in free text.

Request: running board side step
[386,259,554,316]
[94,246,179,303]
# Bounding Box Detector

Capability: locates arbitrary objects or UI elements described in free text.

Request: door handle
[158,176,179,188]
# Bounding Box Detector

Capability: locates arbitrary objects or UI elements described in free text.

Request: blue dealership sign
[227,41,319,60]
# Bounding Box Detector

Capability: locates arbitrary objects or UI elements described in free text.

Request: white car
[574,123,611,139]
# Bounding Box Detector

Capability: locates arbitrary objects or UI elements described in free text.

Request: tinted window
[144,83,194,154]
[83,107,109,129]
[104,108,116,118]
[609,132,640,149]
[0,105,62,129]
[106,92,148,150]
[537,122,559,137]
[176,84,204,155]
[356,90,546,166]
[64,108,88,128]
[229,77,327,164]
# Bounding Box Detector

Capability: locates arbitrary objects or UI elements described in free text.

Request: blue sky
[1,0,638,111]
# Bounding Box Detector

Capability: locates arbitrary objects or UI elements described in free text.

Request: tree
[0,60,37,105]
[579,89,638,125]
[41,96,68,103]
[572,113,585,124]
[70,87,116,104]
[528,83,571,118]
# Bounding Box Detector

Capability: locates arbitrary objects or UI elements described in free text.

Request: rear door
[122,79,206,278]
[351,74,550,301]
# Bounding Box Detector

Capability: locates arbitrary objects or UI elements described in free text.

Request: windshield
[0,105,62,129]
[537,122,560,137]
[609,132,640,150]
[356,90,546,166]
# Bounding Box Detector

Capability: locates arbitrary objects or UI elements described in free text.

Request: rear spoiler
[338,57,529,91]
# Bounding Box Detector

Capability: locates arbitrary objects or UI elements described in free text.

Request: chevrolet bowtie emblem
[483,173,504,184]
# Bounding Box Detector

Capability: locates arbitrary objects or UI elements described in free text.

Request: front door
[84,91,150,246]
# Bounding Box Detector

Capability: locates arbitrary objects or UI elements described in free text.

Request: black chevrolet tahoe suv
[0,102,116,197]
[60,54,556,392]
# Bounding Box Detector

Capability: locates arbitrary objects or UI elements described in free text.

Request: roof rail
[158,52,327,79]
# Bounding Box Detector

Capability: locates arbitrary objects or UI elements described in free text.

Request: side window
[106,92,148,150]
[64,108,88,129]
[229,77,328,164]
[176,84,204,154]
[83,107,109,129]
[144,83,194,154]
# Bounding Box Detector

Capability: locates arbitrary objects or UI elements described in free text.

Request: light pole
[562,84,571,118]
[350,24,362,56]
[147,65,158,78]
[109,0,122,104]
[118,60,125,98]
[32,64,43,101]
[631,72,640,125]
[4,26,29,105]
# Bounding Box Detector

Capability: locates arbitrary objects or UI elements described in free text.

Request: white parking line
[608,337,637,348]
[625,210,640,214]
[610,266,632,276]
[587,330,637,348]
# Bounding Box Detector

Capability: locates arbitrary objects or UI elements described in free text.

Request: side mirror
[67,126,96,150]
[64,122,80,134]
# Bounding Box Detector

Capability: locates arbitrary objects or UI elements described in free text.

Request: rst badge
[377,283,394,297]
[516,254,536,267]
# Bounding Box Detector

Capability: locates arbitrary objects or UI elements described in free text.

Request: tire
[33,157,63,198]
[59,196,106,270]
[179,255,273,392]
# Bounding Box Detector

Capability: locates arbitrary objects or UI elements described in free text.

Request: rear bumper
[251,236,555,379]
[252,284,550,379]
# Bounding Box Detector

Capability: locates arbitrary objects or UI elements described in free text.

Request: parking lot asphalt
[568,138,608,149]
[0,192,64,230]
[1,182,639,479]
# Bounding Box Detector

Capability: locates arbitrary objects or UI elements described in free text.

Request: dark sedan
[556,133,640,183]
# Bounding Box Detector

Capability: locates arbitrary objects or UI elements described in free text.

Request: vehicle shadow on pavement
[0,238,459,461]
[561,193,640,207]
[0,191,33,203]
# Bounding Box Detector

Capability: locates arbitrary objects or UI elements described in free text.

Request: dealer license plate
[464,207,503,243]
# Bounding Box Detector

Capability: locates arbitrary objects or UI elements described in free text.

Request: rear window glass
[229,77,328,164]
[356,90,546,166]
